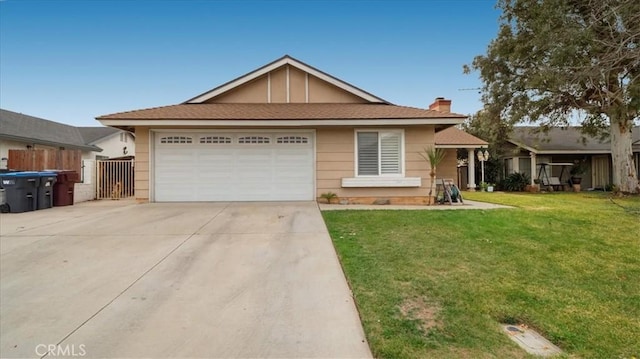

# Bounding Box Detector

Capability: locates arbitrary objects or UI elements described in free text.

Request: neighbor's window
[356,130,402,176]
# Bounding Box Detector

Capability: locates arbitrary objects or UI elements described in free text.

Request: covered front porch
[503,153,612,191]
[434,127,489,191]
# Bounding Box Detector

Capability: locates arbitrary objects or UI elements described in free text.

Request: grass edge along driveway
[323,192,640,359]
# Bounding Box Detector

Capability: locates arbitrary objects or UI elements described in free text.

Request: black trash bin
[53,170,79,206]
[0,170,16,213]
[0,187,7,213]
[36,171,58,210]
[0,171,39,213]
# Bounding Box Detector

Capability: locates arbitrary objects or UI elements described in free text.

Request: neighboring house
[77,127,136,160]
[503,126,640,190]
[0,108,135,202]
[98,55,476,204]
[435,126,489,190]
[0,109,101,167]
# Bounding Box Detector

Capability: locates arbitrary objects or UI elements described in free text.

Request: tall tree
[466,0,640,193]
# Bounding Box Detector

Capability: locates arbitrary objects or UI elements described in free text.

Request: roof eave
[435,144,488,149]
[0,134,102,152]
[98,117,465,127]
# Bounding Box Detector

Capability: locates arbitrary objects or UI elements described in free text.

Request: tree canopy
[466,0,640,193]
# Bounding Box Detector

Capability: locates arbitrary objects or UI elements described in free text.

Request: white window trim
[342,129,420,187]
[342,177,421,188]
[354,129,405,177]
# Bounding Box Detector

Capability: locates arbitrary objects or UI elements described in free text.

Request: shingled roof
[0,109,100,151]
[435,126,488,147]
[97,103,467,121]
[511,126,640,153]
[77,126,121,144]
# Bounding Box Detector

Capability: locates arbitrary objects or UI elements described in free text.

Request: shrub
[503,172,530,192]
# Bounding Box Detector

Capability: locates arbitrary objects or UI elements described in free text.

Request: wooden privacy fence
[96,159,135,199]
[7,149,82,174]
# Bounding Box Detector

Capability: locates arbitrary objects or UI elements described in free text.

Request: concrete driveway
[1,201,371,358]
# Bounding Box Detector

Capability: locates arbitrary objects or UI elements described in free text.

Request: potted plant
[570,160,587,191]
[479,181,489,192]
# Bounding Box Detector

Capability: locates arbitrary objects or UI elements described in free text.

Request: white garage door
[154,132,314,201]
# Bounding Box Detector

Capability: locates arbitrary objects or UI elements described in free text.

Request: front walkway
[319,199,513,211]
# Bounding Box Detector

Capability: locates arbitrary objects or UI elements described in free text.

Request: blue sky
[0,0,501,126]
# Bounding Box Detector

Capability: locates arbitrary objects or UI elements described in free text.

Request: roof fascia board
[535,150,612,154]
[0,134,101,152]
[508,139,615,154]
[507,139,539,153]
[185,56,388,104]
[435,144,487,149]
[98,118,464,127]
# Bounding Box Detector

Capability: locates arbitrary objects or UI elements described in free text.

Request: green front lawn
[323,192,640,358]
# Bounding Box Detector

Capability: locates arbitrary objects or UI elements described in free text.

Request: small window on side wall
[356,130,403,176]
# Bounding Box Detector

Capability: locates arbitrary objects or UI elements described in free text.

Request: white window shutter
[380,132,401,174]
[357,132,379,175]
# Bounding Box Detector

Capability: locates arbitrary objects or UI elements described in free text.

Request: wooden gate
[96,159,135,199]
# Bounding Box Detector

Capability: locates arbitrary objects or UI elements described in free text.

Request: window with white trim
[200,136,231,144]
[356,130,403,176]
[160,136,193,144]
[276,136,309,144]
[238,136,270,144]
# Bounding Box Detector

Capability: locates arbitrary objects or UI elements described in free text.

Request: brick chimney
[429,97,451,113]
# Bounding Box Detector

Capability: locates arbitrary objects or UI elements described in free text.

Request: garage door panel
[154,132,313,202]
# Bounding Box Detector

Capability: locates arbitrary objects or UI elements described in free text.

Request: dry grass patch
[398,297,442,333]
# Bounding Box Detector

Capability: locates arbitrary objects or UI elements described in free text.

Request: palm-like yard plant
[419,147,446,204]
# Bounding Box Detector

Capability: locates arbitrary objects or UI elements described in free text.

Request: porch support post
[530,151,537,185]
[467,148,476,191]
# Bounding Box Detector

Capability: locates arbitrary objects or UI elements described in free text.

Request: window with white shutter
[357,132,379,175]
[380,132,401,174]
[356,130,403,176]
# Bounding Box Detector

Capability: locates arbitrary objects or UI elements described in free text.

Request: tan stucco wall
[270,66,287,103]
[208,76,269,103]
[316,126,434,203]
[308,75,368,103]
[134,127,150,201]
[136,125,452,204]
[437,149,459,181]
[203,65,369,104]
[289,66,306,103]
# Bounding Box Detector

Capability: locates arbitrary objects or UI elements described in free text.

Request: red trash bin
[53,170,80,206]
